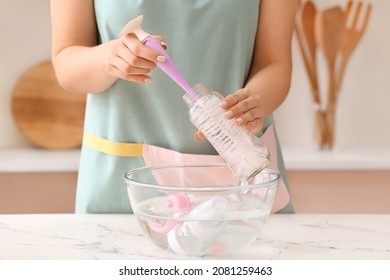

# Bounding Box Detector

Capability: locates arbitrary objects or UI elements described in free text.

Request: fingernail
[160,42,167,49]
[156,55,166,62]
[224,110,233,119]
[235,118,243,126]
[144,78,152,84]
[194,133,200,140]
[220,101,228,108]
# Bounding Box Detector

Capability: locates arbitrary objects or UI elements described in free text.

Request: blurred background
[0,0,389,214]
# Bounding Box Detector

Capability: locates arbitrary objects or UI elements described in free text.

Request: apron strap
[83,132,143,157]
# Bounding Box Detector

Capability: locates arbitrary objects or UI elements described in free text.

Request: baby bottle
[167,196,230,256]
[183,84,270,181]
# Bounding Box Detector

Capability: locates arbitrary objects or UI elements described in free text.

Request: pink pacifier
[148,194,191,234]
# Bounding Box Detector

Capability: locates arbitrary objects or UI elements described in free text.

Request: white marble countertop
[0,214,389,260]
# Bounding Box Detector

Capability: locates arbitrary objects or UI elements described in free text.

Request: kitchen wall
[0,0,51,147]
[1,0,389,150]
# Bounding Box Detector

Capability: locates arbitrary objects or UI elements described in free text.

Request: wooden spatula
[315,7,345,148]
[301,0,318,90]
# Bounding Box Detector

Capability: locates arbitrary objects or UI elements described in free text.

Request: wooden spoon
[295,1,327,149]
[315,7,345,148]
[300,0,329,149]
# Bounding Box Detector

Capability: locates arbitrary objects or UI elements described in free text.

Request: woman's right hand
[105,33,167,84]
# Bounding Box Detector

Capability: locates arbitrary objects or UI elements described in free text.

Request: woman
[50,0,299,213]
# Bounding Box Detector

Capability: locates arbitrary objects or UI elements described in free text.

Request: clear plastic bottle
[183,83,271,181]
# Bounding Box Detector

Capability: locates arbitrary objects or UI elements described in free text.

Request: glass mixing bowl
[124,164,280,257]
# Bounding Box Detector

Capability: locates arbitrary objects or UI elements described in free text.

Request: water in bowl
[134,194,270,256]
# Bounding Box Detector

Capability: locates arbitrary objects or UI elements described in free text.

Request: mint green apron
[76,0,294,213]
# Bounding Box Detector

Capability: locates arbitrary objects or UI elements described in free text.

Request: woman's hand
[221,88,265,133]
[194,88,265,140]
[105,33,167,83]
[51,0,169,93]
[193,0,299,140]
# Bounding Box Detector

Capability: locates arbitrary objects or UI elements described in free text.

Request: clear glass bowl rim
[123,163,280,192]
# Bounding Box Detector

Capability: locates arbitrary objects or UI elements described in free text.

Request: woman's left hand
[195,88,265,140]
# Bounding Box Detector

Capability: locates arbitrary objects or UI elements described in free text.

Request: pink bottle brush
[120,16,271,181]
[120,15,192,92]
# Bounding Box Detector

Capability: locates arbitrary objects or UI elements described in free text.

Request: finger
[109,55,152,75]
[227,98,258,120]
[245,118,264,134]
[116,42,157,70]
[221,88,250,109]
[223,94,260,121]
[194,130,206,140]
[222,89,257,119]
[106,64,152,83]
[123,33,165,63]
[234,106,263,126]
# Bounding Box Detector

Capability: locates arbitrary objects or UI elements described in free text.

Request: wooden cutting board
[12,60,87,149]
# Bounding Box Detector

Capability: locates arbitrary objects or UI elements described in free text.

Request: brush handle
[143,36,192,92]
